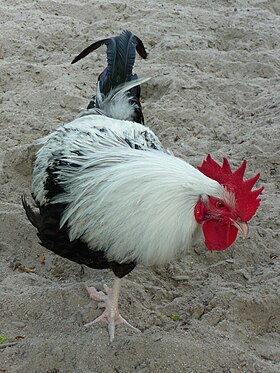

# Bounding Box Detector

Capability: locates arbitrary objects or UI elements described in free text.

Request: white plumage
[32,113,224,267]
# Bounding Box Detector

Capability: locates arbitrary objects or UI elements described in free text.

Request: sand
[0,0,279,372]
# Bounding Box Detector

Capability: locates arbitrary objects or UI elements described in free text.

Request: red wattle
[194,200,206,224]
[202,219,238,251]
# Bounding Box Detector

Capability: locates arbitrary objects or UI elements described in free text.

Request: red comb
[198,154,264,222]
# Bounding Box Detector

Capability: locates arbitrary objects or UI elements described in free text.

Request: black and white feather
[23,107,222,278]
[21,30,234,342]
[71,30,148,124]
[23,30,223,279]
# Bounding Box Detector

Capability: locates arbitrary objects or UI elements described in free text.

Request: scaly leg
[84,277,140,342]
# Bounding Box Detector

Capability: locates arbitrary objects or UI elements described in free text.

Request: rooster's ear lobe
[194,200,206,224]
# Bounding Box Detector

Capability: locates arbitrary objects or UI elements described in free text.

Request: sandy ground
[0,0,280,372]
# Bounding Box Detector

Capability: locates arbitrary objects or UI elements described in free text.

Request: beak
[232,220,249,239]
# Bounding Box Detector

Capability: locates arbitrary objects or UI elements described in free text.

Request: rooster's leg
[84,277,140,342]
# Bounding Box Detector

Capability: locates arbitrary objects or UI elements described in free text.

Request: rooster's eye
[216,201,225,208]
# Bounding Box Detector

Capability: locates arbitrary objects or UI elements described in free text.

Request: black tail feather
[22,195,135,277]
[71,38,108,65]
[135,36,148,59]
[71,31,147,66]
[21,195,42,229]
[71,30,148,124]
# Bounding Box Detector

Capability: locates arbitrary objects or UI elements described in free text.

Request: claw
[84,278,140,342]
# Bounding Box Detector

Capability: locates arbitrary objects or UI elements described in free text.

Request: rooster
[22,31,264,343]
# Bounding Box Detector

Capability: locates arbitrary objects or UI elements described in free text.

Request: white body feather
[32,113,224,266]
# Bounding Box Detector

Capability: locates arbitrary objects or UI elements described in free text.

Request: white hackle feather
[95,77,150,121]
[32,114,225,267]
